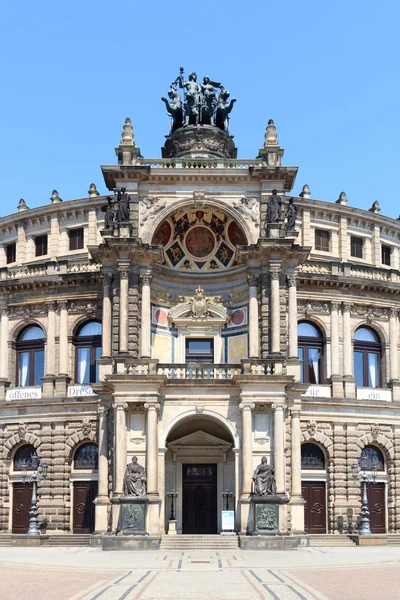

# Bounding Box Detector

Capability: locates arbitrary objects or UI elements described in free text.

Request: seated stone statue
[252,455,276,496]
[123,456,146,497]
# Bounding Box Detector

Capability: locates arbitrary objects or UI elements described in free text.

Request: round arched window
[354,327,381,388]
[301,443,326,470]
[74,443,98,470]
[298,322,323,384]
[16,325,45,387]
[361,445,384,471]
[74,321,102,384]
[14,444,36,470]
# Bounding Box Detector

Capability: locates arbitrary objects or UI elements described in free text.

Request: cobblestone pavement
[1,546,400,600]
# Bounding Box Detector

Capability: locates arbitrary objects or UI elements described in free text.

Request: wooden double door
[367,482,386,533]
[12,483,33,533]
[73,481,98,534]
[182,464,217,534]
[302,482,327,534]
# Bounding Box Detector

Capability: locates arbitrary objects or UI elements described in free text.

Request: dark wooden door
[302,482,327,534]
[12,483,33,533]
[182,464,217,534]
[73,481,98,533]
[367,483,386,533]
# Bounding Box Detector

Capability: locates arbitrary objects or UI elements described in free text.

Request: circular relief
[15,503,24,513]
[228,221,246,246]
[185,227,215,258]
[231,309,244,326]
[154,308,168,325]
[76,502,86,513]
[153,221,172,246]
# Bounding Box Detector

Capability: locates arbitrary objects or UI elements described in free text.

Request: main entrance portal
[182,464,217,534]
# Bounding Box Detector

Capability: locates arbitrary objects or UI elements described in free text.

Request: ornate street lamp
[21,451,48,536]
[222,489,233,511]
[351,456,377,536]
[167,489,178,521]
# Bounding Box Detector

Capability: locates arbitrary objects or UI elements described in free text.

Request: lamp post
[351,455,377,536]
[222,489,233,511]
[167,489,178,521]
[21,451,48,536]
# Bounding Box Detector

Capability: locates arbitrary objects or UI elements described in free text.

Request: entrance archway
[165,414,236,534]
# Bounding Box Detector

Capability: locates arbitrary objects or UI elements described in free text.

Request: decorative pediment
[168,430,232,450]
[168,286,228,327]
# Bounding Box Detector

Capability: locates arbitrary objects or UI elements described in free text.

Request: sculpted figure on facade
[161,87,183,134]
[117,188,130,222]
[252,456,277,496]
[102,196,117,229]
[123,456,146,497]
[215,87,236,132]
[178,69,202,126]
[233,196,259,226]
[285,197,298,231]
[266,189,283,223]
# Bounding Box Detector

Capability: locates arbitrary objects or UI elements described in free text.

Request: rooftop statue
[162,67,236,134]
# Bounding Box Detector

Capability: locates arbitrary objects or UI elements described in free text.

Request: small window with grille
[350,236,363,259]
[301,443,325,470]
[74,443,98,470]
[314,229,330,252]
[6,242,16,264]
[382,244,391,266]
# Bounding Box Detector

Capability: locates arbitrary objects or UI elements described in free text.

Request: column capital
[239,402,255,412]
[100,272,113,287]
[98,406,109,416]
[113,402,128,411]
[247,273,259,288]
[144,402,160,412]
[44,300,56,311]
[389,307,398,319]
[140,273,153,287]
[269,266,280,281]
[58,300,69,312]
[290,409,301,419]
[272,403,287,412]
[0,306,9,317]
[342,301,353,312]
[287,273,298,287]
[331,300,341,311]
[118,262,130,280]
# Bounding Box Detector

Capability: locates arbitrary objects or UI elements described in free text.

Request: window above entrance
[186,338,214,363]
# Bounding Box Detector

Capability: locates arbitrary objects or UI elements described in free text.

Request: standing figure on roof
[200,76,222,125]
[178,68,202,126]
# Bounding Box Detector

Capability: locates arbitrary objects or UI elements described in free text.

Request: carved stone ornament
[233,197,259,227]
[269,267,280,281]
[191,286,209,319]
[118,264,131,280]
[287,274,297,287]
[18,423,27,440]
[371,423,380,439]
[193,191,206,204]
[81,420,92,437]
[140,197,167,225]
[195,406,204,414]
[247,273,259,288]
[306,420,317,437]
[298,301,330,316]
[122,456,146,497]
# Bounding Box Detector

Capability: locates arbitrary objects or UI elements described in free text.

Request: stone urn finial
[299,184,310,198]
[263,119,278,147]
[120,117,136,147]
[51,190,62,203]
[369,200,380,214]
[18,198,29,211]
[88,183,100,198]
[336,191,347,205]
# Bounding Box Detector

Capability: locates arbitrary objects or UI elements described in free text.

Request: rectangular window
[35,235,48,257]
[314,229,330,252]
[382,244,391,266]
[354,351,363,387]
[77,347,91,384]
[34,350,44,386]
[6,242,16,264]
[298,347,304,383]
[350,236,363,259]
[69,228,84,251]
[367,353,379,388]
[185,338,214,363]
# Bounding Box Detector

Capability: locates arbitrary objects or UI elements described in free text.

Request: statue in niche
[266,189,283,223]
[285,197,298,231]
[117,187,130,222]
[252,456,276,496]
[123,456,146,497]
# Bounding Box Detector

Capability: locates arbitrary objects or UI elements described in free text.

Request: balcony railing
[122,359,287,378]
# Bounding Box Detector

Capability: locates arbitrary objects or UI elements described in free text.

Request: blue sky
[1,1,399,217]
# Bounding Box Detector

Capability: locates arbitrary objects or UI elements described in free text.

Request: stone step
[160,535,239,550]
[42,535,91,546]
[308,535,356,547]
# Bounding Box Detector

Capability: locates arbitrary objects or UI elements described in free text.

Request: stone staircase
[385,535,400,546]
[308,534,357,547]
[160,534,239,550]
[41,535,92,547]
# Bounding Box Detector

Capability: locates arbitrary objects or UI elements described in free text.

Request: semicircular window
[152,208,246,271]
[301,443,325,470]
[74,443,98,470]
[14,444,36,470]
[360,445,384,471]
[17,325,45,387]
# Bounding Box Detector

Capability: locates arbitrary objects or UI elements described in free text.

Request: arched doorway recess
[165,414,236,534]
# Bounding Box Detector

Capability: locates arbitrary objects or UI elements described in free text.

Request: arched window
[74,321,102,384]
[354,327,381,388]
[14,444,36,470]
[301,443,326,470]
[74,443,98,470]
[298,322,323,384]
[361,445,385,471]
[16,325,45,387]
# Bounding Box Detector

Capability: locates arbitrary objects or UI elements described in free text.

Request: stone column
[389,308,398,381]
[58,301,68,375]
[248,274,259,358]
[290,408,304,533]
[45,301,56,376]
[287,274,298,359]
[145,402,160,496]
[118,262,130,354]
[342,302,352,377]
[95,407,110,532]
[272,404,286,494]
[0,307,9,381]
[145,402,161,535]
[270,265,281,354]
[101,273,113,358]
[140,274,152,359]
[330,302,340,377]
[113,403,127,495]
[239,402,254,533]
